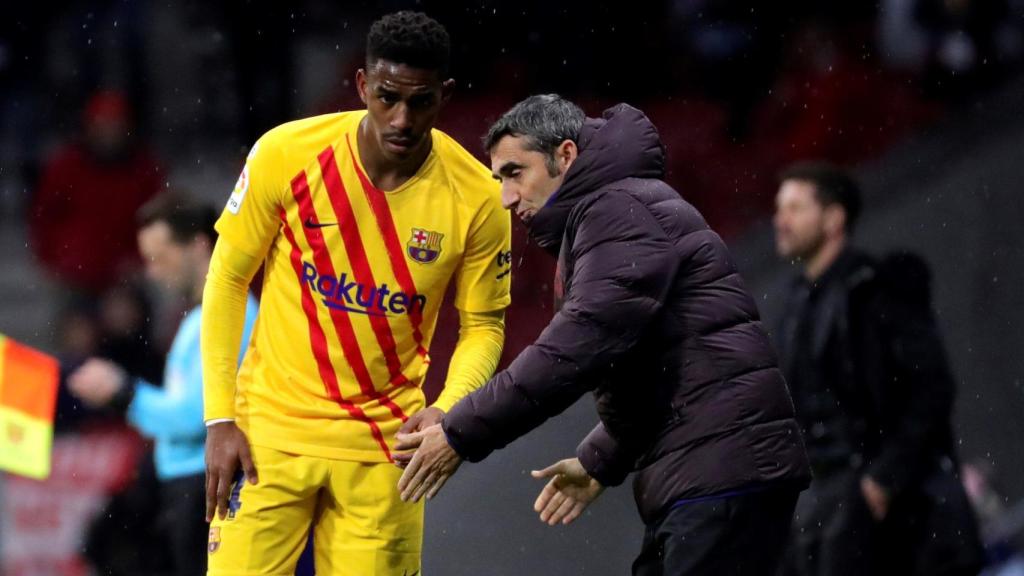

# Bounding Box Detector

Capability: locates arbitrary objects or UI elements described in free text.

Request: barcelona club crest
[407,228,443,264]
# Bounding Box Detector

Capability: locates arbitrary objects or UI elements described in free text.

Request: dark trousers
[633,486,800,576]
[781,470,983,576]
[781,471,875,576]
[161,472,208,576]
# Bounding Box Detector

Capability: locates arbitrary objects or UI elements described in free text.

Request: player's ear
[440,78,455,105]
[356,68,368,105]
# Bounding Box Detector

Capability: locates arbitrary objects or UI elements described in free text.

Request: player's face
[357,60,453,163]
[490,135,576,225]
[138,221,189,294]
[774,180,827,260]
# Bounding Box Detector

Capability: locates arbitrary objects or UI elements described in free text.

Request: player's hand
[531,458,604,526]
[67,358,126,408]
[396,424,462,502]
[205,421,258,522]
[398,406,445,435]
[861,475,890,521]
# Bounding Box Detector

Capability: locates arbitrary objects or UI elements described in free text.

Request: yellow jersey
[215,111,511,462]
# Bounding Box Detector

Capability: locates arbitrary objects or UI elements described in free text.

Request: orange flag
[0,334,59,479]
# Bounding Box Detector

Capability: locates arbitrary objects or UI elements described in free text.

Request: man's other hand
[861,475,891,521]
[531,457,605,526]
[394,407,445,469]
[398,406,445,435]
[396,424,462,502]
[205,421,258,522]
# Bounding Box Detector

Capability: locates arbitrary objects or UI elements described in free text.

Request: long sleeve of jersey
[431,309,505,413]
[201,238,262,421]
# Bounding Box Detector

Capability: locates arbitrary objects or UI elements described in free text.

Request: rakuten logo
[302,262,426,317]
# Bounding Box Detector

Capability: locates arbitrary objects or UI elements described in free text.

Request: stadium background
[1,1,1023,574]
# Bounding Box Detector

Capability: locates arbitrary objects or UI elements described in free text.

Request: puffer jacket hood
[528,103,666,253]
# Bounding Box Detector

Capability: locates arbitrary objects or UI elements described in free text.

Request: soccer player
[200,11,511,575]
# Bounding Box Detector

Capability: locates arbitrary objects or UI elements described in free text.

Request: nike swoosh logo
[304,217,338,229]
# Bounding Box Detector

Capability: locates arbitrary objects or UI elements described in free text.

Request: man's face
[357,60,452,163]
[138,221,190,294]
[774,179,827,260]
[490,135,572,225]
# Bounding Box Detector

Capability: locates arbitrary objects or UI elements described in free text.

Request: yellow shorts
[207,444,423,576]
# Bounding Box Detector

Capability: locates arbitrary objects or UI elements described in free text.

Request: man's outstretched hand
[205,421,258,522]
[531,457,605,526]
[395,423,462,502]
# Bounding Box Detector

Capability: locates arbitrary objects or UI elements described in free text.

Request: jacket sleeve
[577,422,639,487]
[865,257,955,495]
[128,379,205,439]
[443,192,678,468]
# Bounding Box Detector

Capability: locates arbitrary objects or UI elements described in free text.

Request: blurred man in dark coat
[773,161,983,576]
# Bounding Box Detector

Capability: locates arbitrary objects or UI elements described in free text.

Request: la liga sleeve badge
[208,526,221,554]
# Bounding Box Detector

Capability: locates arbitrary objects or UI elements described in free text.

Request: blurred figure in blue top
[69,194,257,576]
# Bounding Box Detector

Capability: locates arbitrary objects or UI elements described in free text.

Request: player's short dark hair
[779,161,863,232]
[137,194,218,246]
[484,94,585,176]
[366,11,450,76]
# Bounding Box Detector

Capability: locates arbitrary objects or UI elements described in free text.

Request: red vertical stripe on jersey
[344,134,428,357]
[291,170,409,423]
[317,147,415,388]
[278,207,392,461]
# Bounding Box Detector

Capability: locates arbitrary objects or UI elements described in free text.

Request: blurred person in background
[397,94,811,575]
[69,195,257,576]
[201,11,510,575]
[29,89,162,299]
[772,161,983,576]
[916,0,1011,100]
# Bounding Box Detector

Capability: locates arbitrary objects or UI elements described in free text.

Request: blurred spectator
[667,0,789,138]
[916,0,1010,100]
[879,0,934,69]
[772,161,983,576]
[68,195,257,576]
[29,89,162,298]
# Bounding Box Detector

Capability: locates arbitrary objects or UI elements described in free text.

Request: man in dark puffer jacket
[397,94,811,575]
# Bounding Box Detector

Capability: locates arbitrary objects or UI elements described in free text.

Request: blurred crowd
[1,1,1023,575]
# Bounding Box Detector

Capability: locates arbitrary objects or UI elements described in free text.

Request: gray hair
[484,94,585,176]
